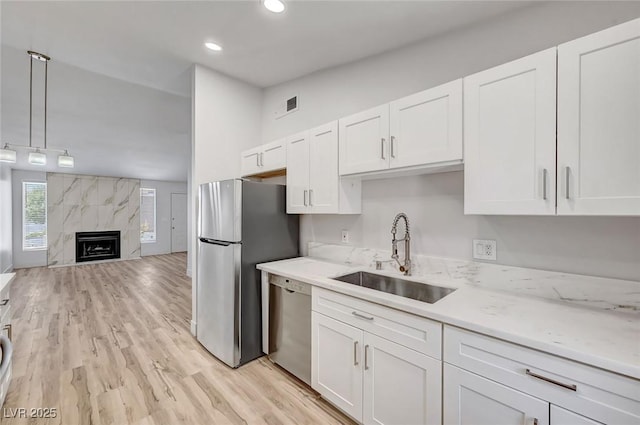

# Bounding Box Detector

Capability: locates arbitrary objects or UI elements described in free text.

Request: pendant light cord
[29,53,33,148]
[44,58,48,149]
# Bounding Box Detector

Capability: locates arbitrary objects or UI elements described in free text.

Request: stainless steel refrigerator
[196,179,299,368]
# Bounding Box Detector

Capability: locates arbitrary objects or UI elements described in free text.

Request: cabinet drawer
[312,287,441,359]
[444,325,640,424]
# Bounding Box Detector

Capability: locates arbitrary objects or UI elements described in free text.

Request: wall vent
[274,95,299,119]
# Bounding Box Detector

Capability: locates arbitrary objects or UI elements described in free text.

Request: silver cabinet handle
[260,152,264,166]
[303,190,308,206]
[390,136,396,158]
[309,189,313,206]
[0,299,8,306]
[565,166,571,200]
[542,168,548,200]
[256,154,260,167]
[381,138,386,159]
[3,324,11,342]
[352,311,374,321]
[364,344,370,370]
[525,369,577,391]
[354,341,359,366]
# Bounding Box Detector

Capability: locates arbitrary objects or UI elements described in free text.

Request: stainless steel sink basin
[334,271,455,304]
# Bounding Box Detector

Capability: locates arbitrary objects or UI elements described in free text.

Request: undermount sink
[333,271,455,304]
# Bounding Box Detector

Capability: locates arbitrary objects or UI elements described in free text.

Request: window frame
[140,187,157,244]
[22,180,48,251]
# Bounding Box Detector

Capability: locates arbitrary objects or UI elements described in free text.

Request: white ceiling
[1,1,535,181]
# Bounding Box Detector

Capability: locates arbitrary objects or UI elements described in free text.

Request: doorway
[171,193,188,253]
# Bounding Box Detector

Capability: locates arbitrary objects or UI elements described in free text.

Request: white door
[286,131,309,214]
[557,18,640,216]
[339,104,390,175]
[389,79,463,169]
[262,139,287,173]
[312,312,363,422]
[171,193,187,252]
[444,364,549,425]
[363,332,441,425]
[240,146,262,177]
[550,406,602,425]
[309,121,340,213]
[464,48,557,215]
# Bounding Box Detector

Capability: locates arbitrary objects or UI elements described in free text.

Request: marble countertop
[0,273,15,294]
[257,256,640,380]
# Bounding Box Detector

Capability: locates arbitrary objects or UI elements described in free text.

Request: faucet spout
[390,213,411,275]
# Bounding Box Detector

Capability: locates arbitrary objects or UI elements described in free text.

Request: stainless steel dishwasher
[268,274,311,386]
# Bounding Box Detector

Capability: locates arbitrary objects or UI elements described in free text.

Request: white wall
[11,169,47,269]
[260,2,640,281]
[140,179,188,257]
[191,65,263,331]
[0,164,12,273]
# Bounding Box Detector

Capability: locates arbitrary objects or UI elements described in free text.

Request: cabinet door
[464,48,557,215]
[444,364,549,425]
[312,312,363,422]
[262,139,287,172]
[389,79,463,169]
[286,131,310,214]
[339,105,390,175]
[240,146,262,177]
[363,333,441,425]
[557,18,640,215]
[550,406,602,425]
[309,121,340,213]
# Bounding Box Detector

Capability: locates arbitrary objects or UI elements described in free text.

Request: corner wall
[0,164,13,272]
[259,2,640,281]
[191,65,264,332]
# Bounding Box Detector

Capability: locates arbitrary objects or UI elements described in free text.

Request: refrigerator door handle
[199,237,233,246]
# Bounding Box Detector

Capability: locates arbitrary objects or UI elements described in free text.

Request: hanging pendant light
[0,144,17,163]
[1,50,74,168]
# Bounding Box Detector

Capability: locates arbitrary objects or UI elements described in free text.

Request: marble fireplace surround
[47,173,141,266]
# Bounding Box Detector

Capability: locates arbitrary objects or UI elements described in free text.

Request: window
[140,188,156,243]
[22,181,47,250]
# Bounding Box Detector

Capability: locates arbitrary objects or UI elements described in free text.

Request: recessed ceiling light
[263,0,285,13]
[205,42,222,52]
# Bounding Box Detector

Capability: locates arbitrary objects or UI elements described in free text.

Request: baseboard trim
[190,320,197,336]
[1,264,13,274]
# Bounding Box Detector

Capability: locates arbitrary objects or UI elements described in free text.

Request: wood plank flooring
[2,254,353,425]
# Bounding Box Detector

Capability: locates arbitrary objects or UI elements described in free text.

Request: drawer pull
[0,299,7,306]
[525,368,577,391]
[353,341,359,366]
[352,311,374,321]
[3,324,11,342]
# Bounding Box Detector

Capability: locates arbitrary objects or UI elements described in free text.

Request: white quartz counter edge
[0,273,15,294]
[258,258,640,380]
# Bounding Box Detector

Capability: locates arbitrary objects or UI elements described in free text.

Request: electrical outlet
[341,230,349,244]
[472,239,497,261]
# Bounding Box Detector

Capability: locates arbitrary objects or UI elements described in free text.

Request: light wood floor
[2,254,353,425]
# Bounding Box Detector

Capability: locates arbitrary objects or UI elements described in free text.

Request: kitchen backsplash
[47,173,141,265]
[308,242,640,314]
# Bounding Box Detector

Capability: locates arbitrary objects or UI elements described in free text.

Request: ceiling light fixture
[1,51,74,168]
[263,0,285,13]
[205,42,223,52]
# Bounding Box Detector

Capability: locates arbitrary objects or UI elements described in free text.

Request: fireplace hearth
[76,231,121,263]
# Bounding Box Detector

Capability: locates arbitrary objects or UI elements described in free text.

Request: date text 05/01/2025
[3,408,58,419]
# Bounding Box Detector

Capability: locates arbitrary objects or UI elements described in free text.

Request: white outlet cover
[472,239,497,261]
[341,230,349,244]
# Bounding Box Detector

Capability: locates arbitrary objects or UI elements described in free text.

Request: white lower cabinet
[550,406,603,425]
[311,290,442,425]
[312,312,364,421]
[363,333,441,425]
[444,363,549,425]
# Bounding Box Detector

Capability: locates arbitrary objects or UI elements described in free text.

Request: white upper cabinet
[464,48,557,215]
[240,139,286,177]
[285,131,310,214]
[557,18,640,215]
[389,79,463,169]
[339,105,390,175]
[286,121,361,214]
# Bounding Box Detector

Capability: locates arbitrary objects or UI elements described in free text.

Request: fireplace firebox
[76,231,121,263]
